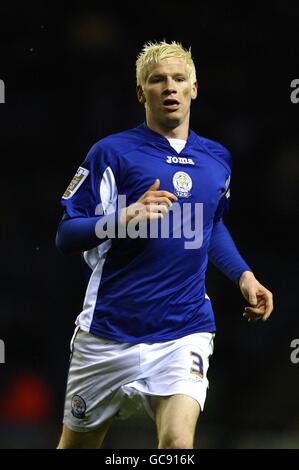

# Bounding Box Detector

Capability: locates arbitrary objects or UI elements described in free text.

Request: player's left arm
[239,270,273,322]
[208,219,274,322]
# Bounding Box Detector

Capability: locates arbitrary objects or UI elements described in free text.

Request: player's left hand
[239,270,273,322]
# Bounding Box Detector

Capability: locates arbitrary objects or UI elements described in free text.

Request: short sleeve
[214,174,231,222]
[60,143,117,219]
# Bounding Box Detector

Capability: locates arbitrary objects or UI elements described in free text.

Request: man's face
[138,58,197,131]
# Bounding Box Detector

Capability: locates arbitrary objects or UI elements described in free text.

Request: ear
[191,81,198,100]
[136,85,146,104]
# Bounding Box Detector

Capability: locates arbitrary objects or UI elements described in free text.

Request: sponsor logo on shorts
[71,394,86,419]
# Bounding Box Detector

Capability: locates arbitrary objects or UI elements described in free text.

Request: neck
[146,116,189,140]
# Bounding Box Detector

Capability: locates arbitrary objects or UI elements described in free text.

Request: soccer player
[55,41,273,449]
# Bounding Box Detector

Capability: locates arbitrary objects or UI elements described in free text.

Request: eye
[149,76,164,83]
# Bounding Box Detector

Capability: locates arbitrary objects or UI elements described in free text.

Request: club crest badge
[62,167,89,199]
[71,394,86,419]
[172,171,192,198]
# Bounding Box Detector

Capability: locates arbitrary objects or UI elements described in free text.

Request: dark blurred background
[0,1,298,449]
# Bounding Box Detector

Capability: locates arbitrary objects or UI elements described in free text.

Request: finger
[245,306,265,315]
[151,190,178,201]
[132,208,164,223]
[262,292,274,321]
[266,294,273,311]
[243,311,261,322]
[148,204,169,215]
[247,290,257,307]
[149,179,160,191]
[126,203,147,219]
[262,308,273,321]
[143,196,174,207]
[243,309,263,317]
[147,212,164,220]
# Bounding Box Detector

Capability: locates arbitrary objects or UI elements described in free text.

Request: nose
[163,77,177,95]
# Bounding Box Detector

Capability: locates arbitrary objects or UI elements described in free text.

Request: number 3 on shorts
[190,351,204,378]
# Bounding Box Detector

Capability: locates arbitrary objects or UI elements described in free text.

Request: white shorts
[63,326,214,432]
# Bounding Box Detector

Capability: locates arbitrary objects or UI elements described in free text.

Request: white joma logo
[166,156,195,165]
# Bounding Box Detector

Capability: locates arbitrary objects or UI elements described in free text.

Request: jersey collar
[137,122,197,153]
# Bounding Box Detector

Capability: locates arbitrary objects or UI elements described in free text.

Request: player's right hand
[120,178,178,224]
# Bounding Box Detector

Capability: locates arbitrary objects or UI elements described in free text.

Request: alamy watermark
[290,339,299,364]
[290,79,299,104]
[0,339,5,364]
[0,79,5,103]
[94,195,204,250]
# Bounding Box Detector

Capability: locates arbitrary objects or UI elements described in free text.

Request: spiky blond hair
[136,40,197,88]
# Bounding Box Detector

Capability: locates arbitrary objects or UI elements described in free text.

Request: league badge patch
[62,167,89,199]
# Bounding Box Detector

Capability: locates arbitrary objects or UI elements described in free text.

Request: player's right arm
[56,143,176,255]
[119,178,177,225]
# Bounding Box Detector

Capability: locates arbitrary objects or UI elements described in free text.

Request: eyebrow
[149,72,187,79]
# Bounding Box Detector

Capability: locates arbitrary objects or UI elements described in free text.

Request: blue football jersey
[60,122,232,342]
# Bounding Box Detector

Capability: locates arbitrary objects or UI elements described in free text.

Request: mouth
[162,98,180,111]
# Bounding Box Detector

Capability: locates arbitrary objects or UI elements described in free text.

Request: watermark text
[0,339,5,364]
[94,196,204,250]
[290,339,299,364]
[290,79,299,104]
[0,79,5,103]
